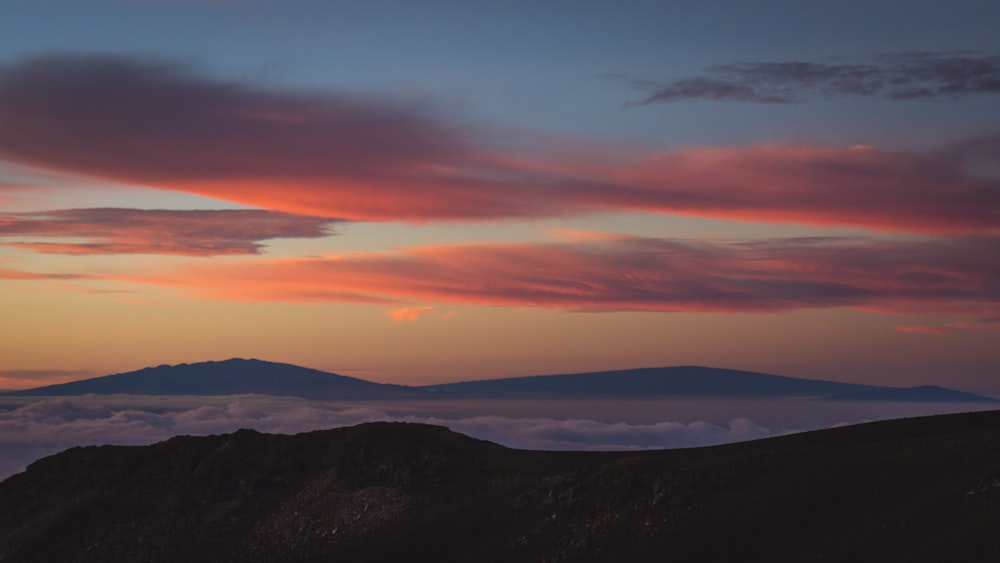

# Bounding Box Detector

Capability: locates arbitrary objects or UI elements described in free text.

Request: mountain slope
[825,384,999,402]
[1,412,998,563]
[422,365,995,400]
[5,358,424,399]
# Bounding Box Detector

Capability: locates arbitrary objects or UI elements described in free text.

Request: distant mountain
[4,358,426,400]
[422,365,864,397]
[825,385,998,403]
[6,360,994,403]
[2,412,999,562]
[422,365,998,402]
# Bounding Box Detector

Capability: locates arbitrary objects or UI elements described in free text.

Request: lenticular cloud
[0,396,776,480]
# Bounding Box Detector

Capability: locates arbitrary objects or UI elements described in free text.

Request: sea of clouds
[3,394,990,482]
[0,395,782,480]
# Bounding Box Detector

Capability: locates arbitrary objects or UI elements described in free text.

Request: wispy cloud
[0,264,92,281]
[0,54,996,234]
[628,52,1000,104]
[606,139,1000,235]
[946,318,1000,331]
[0,208,339,256]
[894,325,946,336]
[895,317,1000,336]
[119,235,1000,315]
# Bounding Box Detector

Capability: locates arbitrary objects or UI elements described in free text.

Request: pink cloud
[609,141,1000,234]
[386,306,434,322]
[0,54,996,234]
[119,235,999,315]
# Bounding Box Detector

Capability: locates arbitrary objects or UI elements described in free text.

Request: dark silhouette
[2,411,999,562]
[421,365,998,402]
[4,358,425,400]
[6,360,995,402]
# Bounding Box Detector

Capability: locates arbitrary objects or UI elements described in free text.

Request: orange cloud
[386,306,434,322]
[120,235,999,315]
[0,55,996,234]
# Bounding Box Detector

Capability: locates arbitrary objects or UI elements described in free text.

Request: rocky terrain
[1,411,999,562]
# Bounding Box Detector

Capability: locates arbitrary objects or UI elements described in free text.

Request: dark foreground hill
[2,412,1000,562]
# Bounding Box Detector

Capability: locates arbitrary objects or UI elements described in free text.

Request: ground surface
[1,411,999,562]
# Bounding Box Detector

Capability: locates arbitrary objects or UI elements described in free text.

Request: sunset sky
[1,0,997,391]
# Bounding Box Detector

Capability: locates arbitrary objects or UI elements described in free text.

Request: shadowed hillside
[1,411,999,562]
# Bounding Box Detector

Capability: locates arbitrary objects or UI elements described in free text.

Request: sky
[0,0,998,392]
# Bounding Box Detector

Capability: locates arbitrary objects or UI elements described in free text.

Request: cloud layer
[0,208,338,256]
[630,52,1000,104]
[3,393,989,482]
[0,54,546,222]
[0,396,778,481]
[0,54,996,234]
[125,235,999,315]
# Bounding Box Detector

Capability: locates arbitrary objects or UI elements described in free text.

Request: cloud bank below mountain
[3,394,994,482]
[0,396,780,480]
